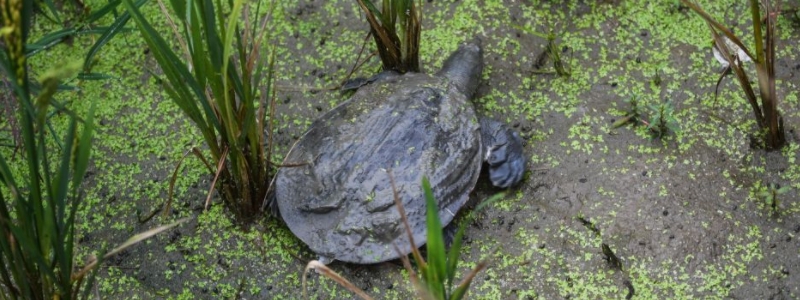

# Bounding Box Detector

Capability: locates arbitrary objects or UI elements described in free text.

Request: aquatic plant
[758,183,790,215]
[355,0,421,73]
[0,1,185,298]
[682,0,786,149]
[513,24,572,78]
[646,101,679,139]
[612,95,643,128]
[123,0,277,223]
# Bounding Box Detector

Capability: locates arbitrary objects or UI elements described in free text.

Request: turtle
[273,37,526,264]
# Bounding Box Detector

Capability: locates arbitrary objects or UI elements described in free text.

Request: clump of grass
[123,0,277,223]
[613,94,678,140]
[646,101,679,139]
[682,0,786,150]
[514,24,572,78]
[612,96,643,128]
[394,177,494,300]
[0,1,186,298]
[651,69,662,87]
[541,33,572,78]
[758,183,790,215]
[304,175,496,300]
[355,0,421,73]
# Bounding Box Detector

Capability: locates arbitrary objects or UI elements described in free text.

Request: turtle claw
[480,118,526,188]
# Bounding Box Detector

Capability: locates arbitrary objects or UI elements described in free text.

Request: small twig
[205,148,229,211]
[303,261,374,300]
[712,65,732,107]
[137,207,161,224]
[388,170,421,263]
[157,0,191,66]
[274,84,340,93]
[343,32,377,85]
[73,218,190,281]
[270,161,309,168]
[165,149,193,218]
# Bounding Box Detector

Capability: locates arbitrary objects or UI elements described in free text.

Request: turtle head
[436,37,483,99]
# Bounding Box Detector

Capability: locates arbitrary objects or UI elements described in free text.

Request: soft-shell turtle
[275,38,526,264]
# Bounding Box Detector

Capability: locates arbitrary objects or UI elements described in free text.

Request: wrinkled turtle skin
[275,38,525,264]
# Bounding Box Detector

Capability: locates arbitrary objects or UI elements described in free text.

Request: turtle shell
[275,73,482,264]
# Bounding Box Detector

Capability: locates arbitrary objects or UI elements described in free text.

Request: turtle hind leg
[479,118,527,188]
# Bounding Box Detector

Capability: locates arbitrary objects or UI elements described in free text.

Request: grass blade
[303,261,374,300]
[168,0,187,21]
[73,218,191,281]
[680,0,754,61]
[355,0,401,69]
[40,0,62,23]
[449,261,487,300]
[445,223,465,290]
[73,99,96,192]
[83,0,147,72]
[422,176,447,299]
[709,28,763,126]
[25,28,78,56]
[389,171,425,271]
[123,0,217,135]
[85,0,122,23]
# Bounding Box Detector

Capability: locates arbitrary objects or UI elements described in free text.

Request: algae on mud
[5,0,799,298]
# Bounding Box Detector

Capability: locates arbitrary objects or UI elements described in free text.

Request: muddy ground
[12,0,800,299]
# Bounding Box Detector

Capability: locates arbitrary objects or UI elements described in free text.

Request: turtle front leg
[479,118,527,188]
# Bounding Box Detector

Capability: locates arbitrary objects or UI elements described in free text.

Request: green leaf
[84,0,148,72]
[169,0,187,21]
[73,100,95,192]
[776,186,791,194]
[422,176,447,299]
[25,28,78,56]
[360,0,385,24]
[53,117,77,230]
[446,222,465,291]
[85,0,123,23]
[45,0,62,21]
[123,0,217,134]
[449,261,487,300]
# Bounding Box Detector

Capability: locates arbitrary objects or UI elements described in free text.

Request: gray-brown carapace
[273,37,526,264]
